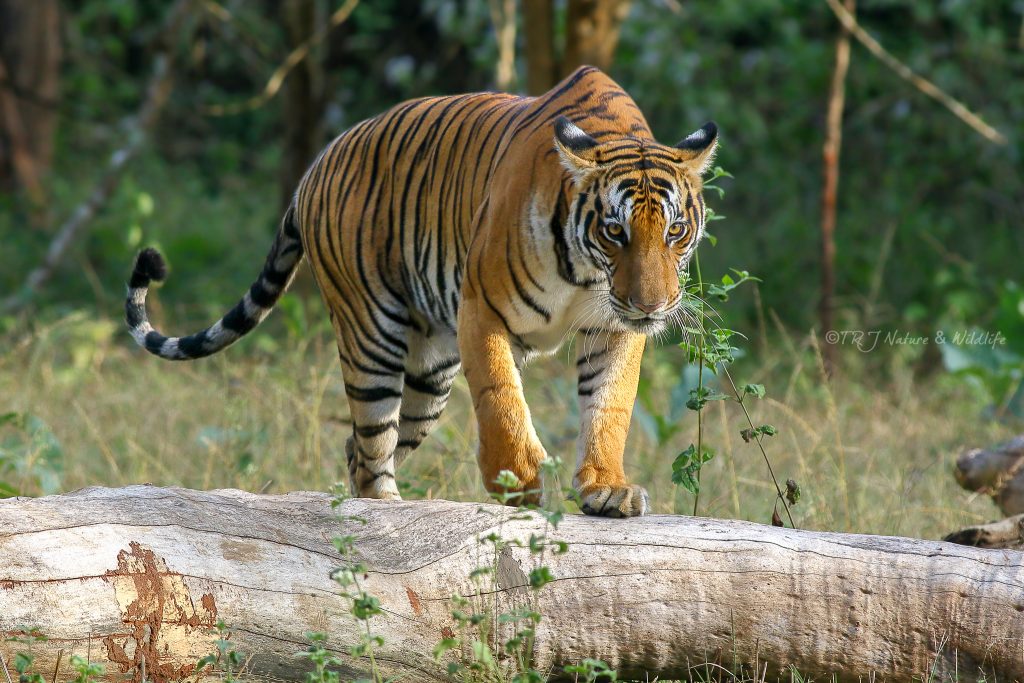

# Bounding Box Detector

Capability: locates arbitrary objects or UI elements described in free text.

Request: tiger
[125,66,717,518]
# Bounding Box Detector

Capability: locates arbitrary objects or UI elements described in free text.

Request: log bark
[1,486,1022,682]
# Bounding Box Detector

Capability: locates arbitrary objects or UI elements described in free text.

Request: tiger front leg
[574,330,649,517]
[459,303,546,506]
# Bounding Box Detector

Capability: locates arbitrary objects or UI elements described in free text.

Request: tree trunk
[1,486,1021,682]
[523,0,557,95]
[819,0,855,377]
[562,0,631,76]
[0,0,61,214]
[279,0,325,213]
[488,0,517,91]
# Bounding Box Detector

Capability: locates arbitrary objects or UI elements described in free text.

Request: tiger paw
[354,476,403,501]
[579,484,649,518]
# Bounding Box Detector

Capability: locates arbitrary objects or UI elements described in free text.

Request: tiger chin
[124,66,717,519]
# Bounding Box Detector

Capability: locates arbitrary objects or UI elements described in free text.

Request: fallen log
[945,514,1024,550]
[954,434,1024,516]
[1,486,1022,682]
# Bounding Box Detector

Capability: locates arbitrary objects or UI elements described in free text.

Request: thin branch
[819,0,853,378]
[824,0,1008,145]
[0,649,12,683]
[1,0,195,313]
[200,0,359,116]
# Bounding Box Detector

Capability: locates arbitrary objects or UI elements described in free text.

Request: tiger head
[554,116,718,335]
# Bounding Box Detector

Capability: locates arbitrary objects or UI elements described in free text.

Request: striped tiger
[125,66,717,517]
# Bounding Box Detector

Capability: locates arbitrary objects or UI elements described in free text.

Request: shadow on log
[1,486,1023,682]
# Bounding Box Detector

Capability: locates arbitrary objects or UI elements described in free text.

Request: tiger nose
[630,297,667,314]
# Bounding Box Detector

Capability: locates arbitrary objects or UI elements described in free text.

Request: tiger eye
[606,223,624,237]
[668,222,685,237]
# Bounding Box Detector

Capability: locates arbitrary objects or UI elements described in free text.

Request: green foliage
[69,656,105,683]
[939,280,1024,419]
[563,659,618,682]
[300,632,345,683]
[670,167,798,525]
[328,486,387,681]
[0,412,64,498]
[433,462,616,682]
[196,620,244,683]
[671,443,715,495]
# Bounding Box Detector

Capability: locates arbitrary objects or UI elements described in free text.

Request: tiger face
[554,117,718,335]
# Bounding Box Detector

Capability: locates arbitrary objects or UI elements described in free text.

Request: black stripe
[404,374,451,397]
[355,421,399,438]
[221,301,258,335]
[345,385,402,402]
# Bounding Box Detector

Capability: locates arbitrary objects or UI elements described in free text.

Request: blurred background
[0,0,1021,538]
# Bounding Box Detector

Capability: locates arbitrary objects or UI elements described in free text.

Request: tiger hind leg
[394,329,461,468]
[334,315,408,500]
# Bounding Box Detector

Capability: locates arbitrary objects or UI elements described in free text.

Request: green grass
[0,299,1011,541]
[0,303,1015,683]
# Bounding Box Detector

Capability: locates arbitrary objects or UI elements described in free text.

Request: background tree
[0,0,61,217]
[279,0,327,213]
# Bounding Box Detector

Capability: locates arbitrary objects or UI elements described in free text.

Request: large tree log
[946,514,1024,550]
[1,486,1022,682]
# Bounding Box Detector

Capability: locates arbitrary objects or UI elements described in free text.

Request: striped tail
[125,204,304,360]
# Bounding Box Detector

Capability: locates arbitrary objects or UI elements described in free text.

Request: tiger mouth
[619,314,668,335]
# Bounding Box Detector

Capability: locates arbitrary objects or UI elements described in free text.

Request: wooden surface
[1,486,1022,682]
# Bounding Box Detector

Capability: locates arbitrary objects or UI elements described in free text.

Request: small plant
[195,620,244,683]
[299,632,344,683]
[4,626,47,683]
[327,486,387,682]
[563,658,618,682]
[672,167,796,526]
[69,655,105,683]
[435,460,609,682]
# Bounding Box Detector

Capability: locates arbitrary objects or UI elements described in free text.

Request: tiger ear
[674,121,718,175]
[554,116,601,184]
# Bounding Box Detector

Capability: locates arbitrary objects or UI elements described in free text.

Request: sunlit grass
[0,306,1011,542]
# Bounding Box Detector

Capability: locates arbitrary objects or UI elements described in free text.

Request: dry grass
[0,308,1011,542]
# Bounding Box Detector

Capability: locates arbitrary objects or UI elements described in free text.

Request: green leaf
[432,638,459,661]
[14,653,32,674]
[786,479,802,505]
[528,566,555,589]
[740,424,778,443]
[494,470,521,490]
[743,383,766,399]
[671,445,713,494]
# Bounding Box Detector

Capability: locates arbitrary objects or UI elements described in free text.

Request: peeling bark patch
[406,586,423,616]
[101,542,217,683]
